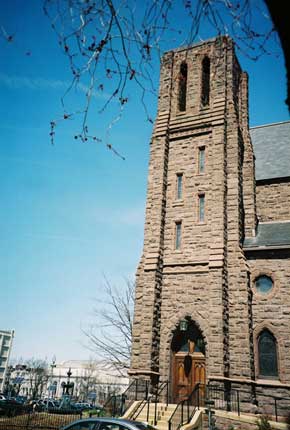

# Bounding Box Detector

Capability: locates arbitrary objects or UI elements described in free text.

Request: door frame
[171,350,206,403]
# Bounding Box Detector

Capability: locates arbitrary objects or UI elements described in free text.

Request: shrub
[256,415,272,430]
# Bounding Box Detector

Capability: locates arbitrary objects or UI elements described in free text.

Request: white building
[0,330,14,393]
[10,360,128,403]
[49,360,129,402]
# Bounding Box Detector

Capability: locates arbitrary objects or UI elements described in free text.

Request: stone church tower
[130,36,290,411]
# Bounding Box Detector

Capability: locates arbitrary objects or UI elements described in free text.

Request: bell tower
[130,36,256,400]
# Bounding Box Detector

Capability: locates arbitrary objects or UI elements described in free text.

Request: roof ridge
[250,120,290,130]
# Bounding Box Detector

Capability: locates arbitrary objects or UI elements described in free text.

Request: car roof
[62,417,154,429]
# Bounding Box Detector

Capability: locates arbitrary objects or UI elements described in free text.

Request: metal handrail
[131,399,148,421]
[101,379,150,417]
[153,380,169,425]
[168,383,200,430]
[131,380,169,425]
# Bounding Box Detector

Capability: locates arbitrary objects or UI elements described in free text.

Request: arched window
[201,56,210,106]
[171,319,205,355]
[178,62,187,112]
[258,329,278,378]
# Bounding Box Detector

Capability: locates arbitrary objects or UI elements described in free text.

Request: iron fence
[206,384,240,415]
[0,408,81,430]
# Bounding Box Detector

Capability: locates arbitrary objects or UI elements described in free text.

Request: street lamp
[49,357,56,398]
[179,319,188,332]
[66,368,72,395]
[62,367,74,397]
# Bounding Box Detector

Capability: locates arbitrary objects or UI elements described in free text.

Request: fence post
[166,381,169,407]
[181,401,183,425]
[154,387,158,426]
[26,409,31,430]
[135,379,138,400]
[237,391,240,416]
[147,400,150,423]
[274,398,278,422]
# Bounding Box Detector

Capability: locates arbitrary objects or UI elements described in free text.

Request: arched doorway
[171,319,206,403]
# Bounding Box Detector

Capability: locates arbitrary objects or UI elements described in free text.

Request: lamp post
[62,368,74,397]
[66,368,72,395]
[49,357,56,398]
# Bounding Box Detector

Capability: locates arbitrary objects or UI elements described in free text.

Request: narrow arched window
[258,329,278,378]
[201,56,210,106]
[178,62,187,112]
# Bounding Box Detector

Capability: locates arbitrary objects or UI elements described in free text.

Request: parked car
[14,395,27,404]
[72,402,94,411]
[60,417,158,430]
[31,399,59,411]
[0,395,6,401]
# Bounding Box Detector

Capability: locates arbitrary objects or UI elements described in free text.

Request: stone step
[134,403,178,430]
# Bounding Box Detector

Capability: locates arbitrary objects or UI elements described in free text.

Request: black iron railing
[207,383,290,421]
[131,380,169,425]
[206,384,240,415]
[151,380,170,425]
[101,379,151,417]
[168,383,200,430]
[0,408,82,430]
[245,391,290,422]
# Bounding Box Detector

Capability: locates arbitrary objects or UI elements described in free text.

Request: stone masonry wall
[131,37,254,383]
[247,254,290,384]
[256,181,290,222]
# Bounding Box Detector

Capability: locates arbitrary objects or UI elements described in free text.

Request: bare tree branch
[42,0,279,148]
[83,278,134,377]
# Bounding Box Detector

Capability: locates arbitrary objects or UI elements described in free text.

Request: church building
[129,36,290,414]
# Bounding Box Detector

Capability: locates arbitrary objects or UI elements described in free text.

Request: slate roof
[243,222,290,249]
[250,121,290,181]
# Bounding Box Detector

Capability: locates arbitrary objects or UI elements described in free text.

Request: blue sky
[0,1,289,364]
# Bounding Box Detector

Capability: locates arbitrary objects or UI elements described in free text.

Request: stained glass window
[255,275,273,294]
[178,62,187,112]
[258,330,278,378]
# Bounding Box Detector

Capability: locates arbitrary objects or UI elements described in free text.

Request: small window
[176,174,183,199]
[255,275,273,295]
[201,56,210,106]
[198,147,205,173]
[258,330,278,378]
[198,194,205,222]
[175,222,182,249]
[178,62,187,112]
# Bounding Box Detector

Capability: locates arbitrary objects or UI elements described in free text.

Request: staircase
[124,402,177,430]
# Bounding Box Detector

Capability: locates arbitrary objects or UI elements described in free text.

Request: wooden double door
[172,352,206,404]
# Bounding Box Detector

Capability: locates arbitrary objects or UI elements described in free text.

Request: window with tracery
[201,56,210,106]
[258,329,278,378]
[178,62,188,111]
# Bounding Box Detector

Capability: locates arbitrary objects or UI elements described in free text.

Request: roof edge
[250,120,290,130]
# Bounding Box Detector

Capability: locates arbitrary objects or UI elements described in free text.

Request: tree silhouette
[42,0,285,147]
